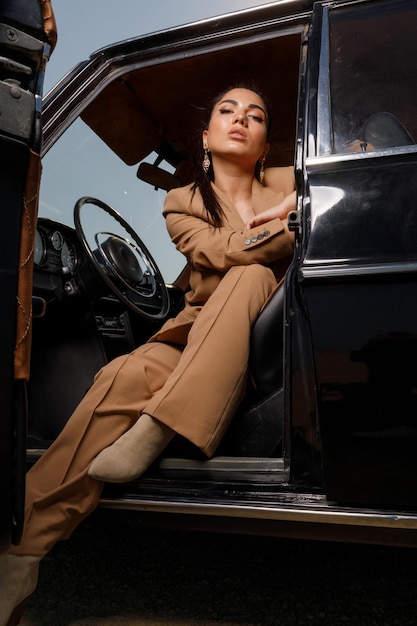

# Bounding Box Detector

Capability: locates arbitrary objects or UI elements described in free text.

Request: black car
[2,0,417,553]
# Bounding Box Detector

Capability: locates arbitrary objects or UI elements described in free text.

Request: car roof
[44,1,314,175]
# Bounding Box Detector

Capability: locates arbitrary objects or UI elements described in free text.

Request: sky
[45,0,270,92]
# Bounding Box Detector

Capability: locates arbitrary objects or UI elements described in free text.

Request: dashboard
[33,218,183,316]
[34,218,82,275]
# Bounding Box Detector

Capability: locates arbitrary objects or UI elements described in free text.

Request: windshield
[39,117,186,283]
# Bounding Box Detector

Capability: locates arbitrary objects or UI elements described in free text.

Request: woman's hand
[245,191,296,230]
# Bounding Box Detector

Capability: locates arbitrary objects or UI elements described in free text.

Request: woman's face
[203,88,269,169]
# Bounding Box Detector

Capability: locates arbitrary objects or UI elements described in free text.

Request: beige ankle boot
[88,413,175,483]
[0,553,41,626]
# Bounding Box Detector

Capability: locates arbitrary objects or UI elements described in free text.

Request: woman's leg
[1,264,277,624]
[0,342,182,625]
[145,264,278,456]
[13,341,182,557]
[10,263,275,554]
[90,264,278,478]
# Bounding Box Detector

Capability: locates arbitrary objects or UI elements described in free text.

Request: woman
[0,85,295,625]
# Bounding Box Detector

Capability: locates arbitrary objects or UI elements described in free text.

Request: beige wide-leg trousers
[12,264,277,557]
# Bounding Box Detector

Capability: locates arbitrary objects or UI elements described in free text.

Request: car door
[295,0,417,505]
[0,0,56,552]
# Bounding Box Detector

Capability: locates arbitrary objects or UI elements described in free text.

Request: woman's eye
[248,114,264,123]
[219,108,233,114]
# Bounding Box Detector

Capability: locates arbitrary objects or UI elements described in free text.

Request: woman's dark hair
[191,83,272,228]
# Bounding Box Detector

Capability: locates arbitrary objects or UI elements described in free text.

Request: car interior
[26,29,302,487]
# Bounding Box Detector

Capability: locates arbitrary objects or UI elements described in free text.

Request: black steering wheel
[74,197,170,320]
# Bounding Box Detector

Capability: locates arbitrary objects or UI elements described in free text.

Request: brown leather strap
[14,150,41,381]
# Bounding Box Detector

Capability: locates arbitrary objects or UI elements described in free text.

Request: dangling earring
[202,146,210,174]
[259,155,266,185]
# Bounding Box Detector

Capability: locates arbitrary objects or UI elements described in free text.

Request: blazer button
[244,238,251,245]
[251,236,258,243]
[257,233,264,240]
[263,230,270,237]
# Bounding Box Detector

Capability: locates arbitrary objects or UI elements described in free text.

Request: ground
[20,508,417,626]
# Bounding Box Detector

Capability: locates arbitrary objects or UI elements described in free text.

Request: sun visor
[81,80,162,165]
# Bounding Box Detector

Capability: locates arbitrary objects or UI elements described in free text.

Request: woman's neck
[212,164,256,222]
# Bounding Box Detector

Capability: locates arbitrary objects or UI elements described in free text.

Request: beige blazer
[150,166,295,346]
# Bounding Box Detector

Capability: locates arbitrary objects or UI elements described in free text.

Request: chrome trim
[300,262,417,279]
[95,232,157,298]
[27,448,46,458]
[306,143,417,169]
[316,6,332,156]
[158,456,288,482]
[99,497,417,530]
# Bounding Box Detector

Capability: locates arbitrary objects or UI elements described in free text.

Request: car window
[39,117,186,283]
[328,0,417,154]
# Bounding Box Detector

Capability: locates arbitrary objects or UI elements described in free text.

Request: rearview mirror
[137,163,180,191]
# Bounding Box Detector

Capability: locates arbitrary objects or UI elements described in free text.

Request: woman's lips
[228,130,247,140]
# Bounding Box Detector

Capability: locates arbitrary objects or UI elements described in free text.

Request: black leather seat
[218,283,285,457]
[250,282,285,397]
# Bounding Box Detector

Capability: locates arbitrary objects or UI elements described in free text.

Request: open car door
[0,0,56,552]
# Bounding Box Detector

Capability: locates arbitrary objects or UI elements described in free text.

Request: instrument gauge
[51,230,64,251]
[34,229,46,265]
[61,240,78,273]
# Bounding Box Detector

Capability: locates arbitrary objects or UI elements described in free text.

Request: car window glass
[328,0,417,154]
[39,117,186,283]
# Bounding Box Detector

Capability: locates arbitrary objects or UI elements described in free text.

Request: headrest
[362,112,415,149]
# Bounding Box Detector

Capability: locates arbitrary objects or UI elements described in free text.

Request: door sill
[155,455,288,483]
